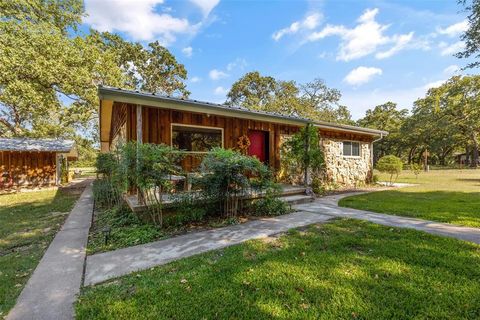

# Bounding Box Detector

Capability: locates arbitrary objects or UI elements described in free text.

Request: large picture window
[343,141,360,157]
[172,124,223,152]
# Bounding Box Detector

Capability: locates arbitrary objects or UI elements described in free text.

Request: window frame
[342,140,361,158]
[170,123,224,154]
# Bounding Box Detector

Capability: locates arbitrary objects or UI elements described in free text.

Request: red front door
[248,130,267,163]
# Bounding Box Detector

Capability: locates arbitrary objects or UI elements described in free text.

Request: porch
[124,184,313,213]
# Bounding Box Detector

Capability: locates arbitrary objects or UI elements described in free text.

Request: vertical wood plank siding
[108,103,376,172]
[109,103,300,171]
[0,151,57,189]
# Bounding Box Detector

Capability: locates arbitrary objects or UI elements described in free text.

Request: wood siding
[108,103,376,172]
[110,103,300,171]
[0,151,57,189]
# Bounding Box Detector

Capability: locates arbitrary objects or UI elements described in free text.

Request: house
[98,86,387,186]
[0,138,77,189]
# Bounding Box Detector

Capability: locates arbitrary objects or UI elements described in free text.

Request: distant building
[0,138,77,189]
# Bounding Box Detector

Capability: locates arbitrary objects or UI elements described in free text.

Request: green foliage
[281,125,325,185]
[376,155,403,185]
[196,148,273,217]
[457,0,480,69]
[226,72,353,124]
[249,187,291,217]
[411,163,422,179]
[0,1,188,139]
[95,153,118,178]
[357,102,408,162]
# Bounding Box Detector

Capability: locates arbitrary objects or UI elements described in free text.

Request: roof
[0,138,76,153]
[98,86,388,137]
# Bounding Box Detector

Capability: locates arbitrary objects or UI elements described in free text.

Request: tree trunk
[471,134,479,168]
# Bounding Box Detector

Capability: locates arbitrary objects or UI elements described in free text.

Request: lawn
[0,189,80,318]
[340,169,480,228]
[76,219,480,319]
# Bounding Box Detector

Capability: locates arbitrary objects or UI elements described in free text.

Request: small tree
[135,143,183,226]
[281,125,324,186]
[376,155,403,186]
[377,155,403,185]
[411,163,421,180]
[196,148,272,218]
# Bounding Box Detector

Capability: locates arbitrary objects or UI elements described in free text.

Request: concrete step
[280,194,315,205]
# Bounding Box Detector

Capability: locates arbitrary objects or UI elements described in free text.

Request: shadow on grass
[75,220,480,320]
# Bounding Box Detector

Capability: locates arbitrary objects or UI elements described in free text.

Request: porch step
[280,194,315,205]
[279,185,308,197]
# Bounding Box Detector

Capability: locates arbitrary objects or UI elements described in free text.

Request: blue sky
[83,0,472,119]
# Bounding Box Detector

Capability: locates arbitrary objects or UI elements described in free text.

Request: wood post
[136,104,144,204]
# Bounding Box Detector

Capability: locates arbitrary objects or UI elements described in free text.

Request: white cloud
[182,46,193,57]
[443,64,460,75]
[308,8,414,61]
[439,41,464,56]
[423,79,446,90]
[344,66,383,86]
[189,0,220,17]
[214,86,228,95]
[272,12,322,41]
[209,69,229,80]
[226,58,247,71]
[437,20,468,37]
[84,0,199,43]
[375,32,414,59]
[190,76,201,83]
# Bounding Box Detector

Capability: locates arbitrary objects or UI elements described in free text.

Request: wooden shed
[0,138,78,190]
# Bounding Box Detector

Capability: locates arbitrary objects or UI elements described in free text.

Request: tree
[226,72,353,124]
[376,155,403,186]
[0,1,189,139]
[457,0,480,68]
[357,102,408,162]
[299,78,353,124]
[431,76,480,167]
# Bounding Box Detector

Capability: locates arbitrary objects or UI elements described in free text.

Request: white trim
[341,140,361,157]
[170,123,224,153]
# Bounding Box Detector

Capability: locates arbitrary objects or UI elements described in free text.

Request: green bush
[280,125,325,184]
[376,155,403,185]
[92,179,121,209]
[196,148,273,217]
[411,163,422,179]
[249,192,291,216]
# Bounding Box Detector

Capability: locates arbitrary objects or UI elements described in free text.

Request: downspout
[304,123,311,187]
[370,133,384,175]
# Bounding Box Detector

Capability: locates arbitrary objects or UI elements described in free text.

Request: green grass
[0,189,79,318]
[76,219,480,319]
[341,169,480,227]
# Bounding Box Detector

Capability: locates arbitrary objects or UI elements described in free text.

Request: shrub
[411,163,422,179]
[95,153,118,178]
[196,148,273,217]
[376,155,403,185]
[134,143,183,226]
[249,187,291,217]
[281,125,325,185]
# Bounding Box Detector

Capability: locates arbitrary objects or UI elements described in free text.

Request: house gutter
[370,132,384,170]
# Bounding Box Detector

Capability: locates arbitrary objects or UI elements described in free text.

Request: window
[172,124,222,152]
[343,141,360,157]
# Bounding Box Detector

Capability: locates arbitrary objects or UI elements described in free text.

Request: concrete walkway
[7,182,94,320]
[84,211,333,286]
[293,192,480,245]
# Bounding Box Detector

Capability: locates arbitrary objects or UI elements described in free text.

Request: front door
[248,130,268,163]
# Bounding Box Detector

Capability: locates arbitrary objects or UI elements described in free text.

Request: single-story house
[0,138,78,189]
[98,86,387,186]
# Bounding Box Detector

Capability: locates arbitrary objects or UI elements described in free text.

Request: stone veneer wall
[321,138,372,186]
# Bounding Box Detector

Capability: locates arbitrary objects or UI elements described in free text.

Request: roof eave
[98,87,310,126]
